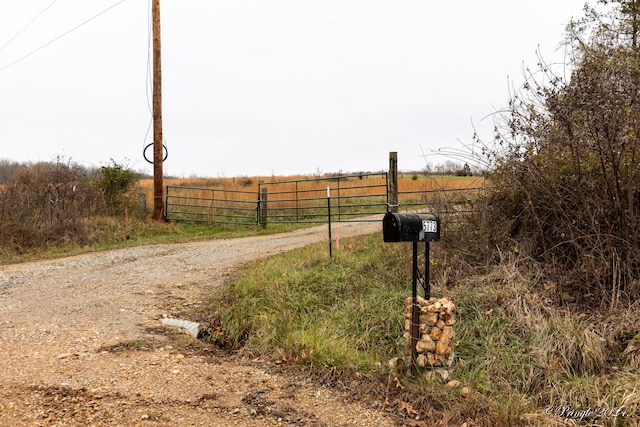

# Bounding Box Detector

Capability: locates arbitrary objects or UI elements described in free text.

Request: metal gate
[165,172,389,225]
[164,186,258,224]
[256,172,388,226]
[164,172,488,225]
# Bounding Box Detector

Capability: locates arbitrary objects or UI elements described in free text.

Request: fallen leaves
[394,376,404,390]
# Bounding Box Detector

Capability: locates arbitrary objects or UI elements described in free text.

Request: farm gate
[165,172,389,225]
[164,172,488,226]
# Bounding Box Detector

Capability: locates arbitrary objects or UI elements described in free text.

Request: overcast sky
[0,1,589,177]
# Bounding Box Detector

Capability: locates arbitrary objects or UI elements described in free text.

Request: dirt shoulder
[0,219,402,426]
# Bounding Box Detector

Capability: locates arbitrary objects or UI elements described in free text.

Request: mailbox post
[383,212,440,373]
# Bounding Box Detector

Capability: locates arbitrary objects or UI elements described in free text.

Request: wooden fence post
[389,152,398,213]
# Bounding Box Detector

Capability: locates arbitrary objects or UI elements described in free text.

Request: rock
[439,326,455,345]
[435,368,450,382]
[445,380,461,388]
[424,370,438,382]
[424,312,439,326]
[442,299,455,313]
[430,326,441,341]
[415,337,435,353]
[427,353,436,366]
[445,351,455,367]
[406,296,457,368]
[388,357,402,371]
[435,339,450,356]
[439,310,452,321]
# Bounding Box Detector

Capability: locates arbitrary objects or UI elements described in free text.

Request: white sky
[0,0,589,177]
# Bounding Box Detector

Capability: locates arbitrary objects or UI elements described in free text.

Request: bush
[0,158,138,254]
[476,1,640,305]
[98,160,135,213]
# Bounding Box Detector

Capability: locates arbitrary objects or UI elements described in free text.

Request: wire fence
[165,173,490,226]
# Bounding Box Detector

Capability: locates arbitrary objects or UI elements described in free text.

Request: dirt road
[0,219,404,426]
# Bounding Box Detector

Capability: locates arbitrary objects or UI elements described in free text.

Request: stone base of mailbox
[405,296,456,368]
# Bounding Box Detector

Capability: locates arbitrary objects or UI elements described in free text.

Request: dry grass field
[138,174,487,211]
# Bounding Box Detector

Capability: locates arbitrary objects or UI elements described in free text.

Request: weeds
[211,232,640,425]
[0,159,140,258]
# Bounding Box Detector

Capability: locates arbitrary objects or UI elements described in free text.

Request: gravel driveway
[0,218,400,426]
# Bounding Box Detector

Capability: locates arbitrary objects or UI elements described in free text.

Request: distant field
[139,174,486,207]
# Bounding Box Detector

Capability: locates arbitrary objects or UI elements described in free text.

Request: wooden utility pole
[152,0,164,220]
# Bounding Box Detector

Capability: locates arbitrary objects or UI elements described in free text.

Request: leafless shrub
[471,1,640,306]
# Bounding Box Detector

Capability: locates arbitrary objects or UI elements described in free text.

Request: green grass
[213,234,408,372]
[210,233,640,426]
[4,195,639,425]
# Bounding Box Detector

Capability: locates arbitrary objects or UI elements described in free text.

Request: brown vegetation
[0,159,138,257]
[469,0,640,307]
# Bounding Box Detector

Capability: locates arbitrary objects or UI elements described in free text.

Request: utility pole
[152,0,164,220]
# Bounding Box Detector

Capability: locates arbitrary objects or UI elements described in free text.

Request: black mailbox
[383,212,440,242]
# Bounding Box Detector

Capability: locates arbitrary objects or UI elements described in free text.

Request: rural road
[0,217,404,426]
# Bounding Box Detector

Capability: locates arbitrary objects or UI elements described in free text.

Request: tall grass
[210,233,640,426]
[0,161,140,257]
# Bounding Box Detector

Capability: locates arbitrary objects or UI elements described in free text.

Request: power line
[0,0,58,51]
[0,0,128,73]
[145,0,154,117]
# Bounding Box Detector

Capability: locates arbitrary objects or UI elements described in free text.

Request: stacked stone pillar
[405,296,456,368]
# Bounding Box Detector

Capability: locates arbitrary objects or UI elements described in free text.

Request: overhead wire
[0,0,129,73]
[142,0,168,164]
[145,0,153,117]
[143,0,154,155]
[0,0,58,51]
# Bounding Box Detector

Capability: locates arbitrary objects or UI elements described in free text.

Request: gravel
[0,219,400,426]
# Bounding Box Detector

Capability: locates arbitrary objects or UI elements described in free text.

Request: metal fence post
[138,187,147,220]
[164,185,169,222]
[327,186,332,259]
[260,188,268,228]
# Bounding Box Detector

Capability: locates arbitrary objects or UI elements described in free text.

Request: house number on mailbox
[422,220,437,234]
